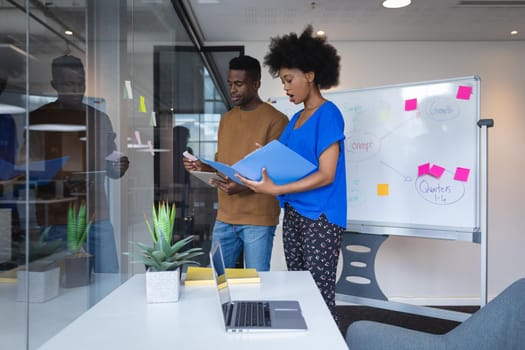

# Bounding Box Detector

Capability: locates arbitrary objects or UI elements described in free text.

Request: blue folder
[12,156,70,184]
[200,140,316,185]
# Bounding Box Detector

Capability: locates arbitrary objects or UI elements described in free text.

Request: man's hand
[211,174,250,195]
[106,156,130,178]
[183,157,204,172]
[183,155,216,173]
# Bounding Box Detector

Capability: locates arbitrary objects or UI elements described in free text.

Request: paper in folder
[200,140,316,185]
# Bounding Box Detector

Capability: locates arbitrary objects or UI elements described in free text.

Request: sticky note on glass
[429,165,445,178]
[150,111,157,127]
[123,80,133,100]
[147,140,155,156]
[380,109,390,122]
[377,183,389,196]
[456,85,472,100]
[139,96,147,113]
[134,130,142,145]
[405,98,417,111]
[454,167,470,182]
[418,163,430,177]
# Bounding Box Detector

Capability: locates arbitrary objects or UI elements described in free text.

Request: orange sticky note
[377,183,389,196]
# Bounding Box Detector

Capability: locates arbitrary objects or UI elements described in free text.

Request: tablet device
[190,171,222,186]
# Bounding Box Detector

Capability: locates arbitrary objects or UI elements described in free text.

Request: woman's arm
[237,141,340,196]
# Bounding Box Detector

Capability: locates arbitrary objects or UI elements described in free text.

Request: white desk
[39,271,348,350]
[1,273,125,349]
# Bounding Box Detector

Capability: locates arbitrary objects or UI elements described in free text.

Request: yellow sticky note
[377,183,389,196]
[139,96,147,113]
[380,109,390,122]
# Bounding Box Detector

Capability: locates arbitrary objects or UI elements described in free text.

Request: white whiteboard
[273,76,480,235]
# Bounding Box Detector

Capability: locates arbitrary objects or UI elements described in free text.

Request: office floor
[335,305,479,337]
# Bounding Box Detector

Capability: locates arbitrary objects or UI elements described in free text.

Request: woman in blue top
[237,25,346,321]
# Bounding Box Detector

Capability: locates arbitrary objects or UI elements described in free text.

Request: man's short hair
[229,55,261,82]
[52,55,85,80]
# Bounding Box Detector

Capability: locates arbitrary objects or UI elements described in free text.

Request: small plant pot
[62,253,93,288]
[146,268,180,303]
[16,261,60,303]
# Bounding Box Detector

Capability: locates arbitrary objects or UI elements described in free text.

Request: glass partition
[0,1,231,348]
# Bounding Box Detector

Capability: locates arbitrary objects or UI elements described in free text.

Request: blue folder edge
[4,156,72,184]
[199,159,243,185]
[200,140,316,186]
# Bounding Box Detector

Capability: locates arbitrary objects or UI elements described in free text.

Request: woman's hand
[236,168,281,196]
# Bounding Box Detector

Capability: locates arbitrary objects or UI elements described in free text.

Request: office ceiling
[1,0,524,93]
[184,0,525,42]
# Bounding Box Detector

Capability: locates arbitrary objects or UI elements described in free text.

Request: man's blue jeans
[211,221,276,271]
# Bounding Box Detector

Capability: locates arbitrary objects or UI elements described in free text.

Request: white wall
[249,40,525,304]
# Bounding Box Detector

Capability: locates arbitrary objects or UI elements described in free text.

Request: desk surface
[40,271,348,350]
[1,273,125,350]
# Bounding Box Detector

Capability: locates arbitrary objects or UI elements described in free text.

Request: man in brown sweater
[22,55,129,273]
[184,55,288,271]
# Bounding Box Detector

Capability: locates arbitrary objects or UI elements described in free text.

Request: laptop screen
[210,242,232,307]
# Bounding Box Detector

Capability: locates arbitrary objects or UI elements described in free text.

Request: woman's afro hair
[263,25,340,90]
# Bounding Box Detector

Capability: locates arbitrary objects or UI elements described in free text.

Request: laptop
[209,241,308,333]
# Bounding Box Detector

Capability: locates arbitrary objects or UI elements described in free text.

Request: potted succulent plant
[62,202,94,288]
[128,201,203,303]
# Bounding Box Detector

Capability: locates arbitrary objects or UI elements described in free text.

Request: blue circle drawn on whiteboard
[346,132,381,162]
[415,172,465,205]
[422,96,460,122]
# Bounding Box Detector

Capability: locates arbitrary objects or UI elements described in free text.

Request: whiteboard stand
[336,232,473,322]
[337,118,494,323]
[478,118,494,306]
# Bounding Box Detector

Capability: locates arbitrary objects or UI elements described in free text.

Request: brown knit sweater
[215,102,288,226]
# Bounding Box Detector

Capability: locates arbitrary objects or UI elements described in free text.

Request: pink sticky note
[456,85,472,100]
[418,163,430,177]
[454,167,470,182]
[429,165,445,178]
[134,130,142,145]
[147,140,155,156]
[405,98,417,111]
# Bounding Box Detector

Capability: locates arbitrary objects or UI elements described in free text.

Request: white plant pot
[146,268,180,303]
[16,266,60,303]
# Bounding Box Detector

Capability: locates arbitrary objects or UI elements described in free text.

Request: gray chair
[346,278,525,350]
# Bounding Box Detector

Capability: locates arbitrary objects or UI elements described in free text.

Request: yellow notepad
[184,266,260,286]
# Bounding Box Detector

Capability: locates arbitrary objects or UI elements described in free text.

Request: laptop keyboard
[234,301,271,327]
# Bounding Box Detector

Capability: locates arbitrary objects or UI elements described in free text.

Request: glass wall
[0,1,231,348]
